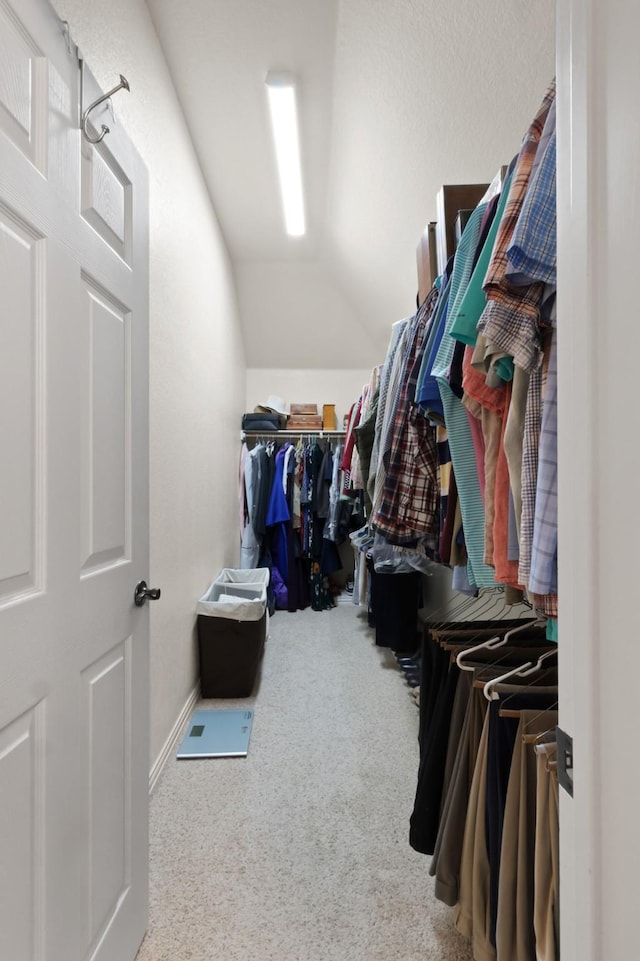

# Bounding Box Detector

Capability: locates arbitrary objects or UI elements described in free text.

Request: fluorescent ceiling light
[265,72,306,237]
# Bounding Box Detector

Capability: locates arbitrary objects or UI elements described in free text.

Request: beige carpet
[135,603,473,961]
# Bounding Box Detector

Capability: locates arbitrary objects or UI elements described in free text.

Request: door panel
[83,638,131,951]
[81,140,131,263]
[0,206,44,600]
[0,704,46,961]
[80,278,131,575]
[0,2,149,960]
[0,0,48,171]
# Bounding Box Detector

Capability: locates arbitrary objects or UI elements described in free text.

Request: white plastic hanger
[457,635,508,671]
[456,617,546,672]
[483,647,557,702]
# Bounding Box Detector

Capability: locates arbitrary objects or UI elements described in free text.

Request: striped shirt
[518,364,542,589]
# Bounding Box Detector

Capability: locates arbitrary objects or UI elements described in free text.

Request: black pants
[372,571,421,653]
[410,643,460,855]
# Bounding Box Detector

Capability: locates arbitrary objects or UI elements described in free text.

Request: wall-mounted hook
[82,73,130,144]
[60,19,75,57]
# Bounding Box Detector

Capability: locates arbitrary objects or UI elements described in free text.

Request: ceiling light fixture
[265,71,306,237]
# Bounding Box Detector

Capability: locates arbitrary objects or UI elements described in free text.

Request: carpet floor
[135,603,473,961]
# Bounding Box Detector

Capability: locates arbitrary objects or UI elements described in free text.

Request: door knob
[134,580,161,607]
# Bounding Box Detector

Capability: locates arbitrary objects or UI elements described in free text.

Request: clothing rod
[241,429,346,440]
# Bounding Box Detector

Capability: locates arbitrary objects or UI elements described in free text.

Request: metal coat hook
[82,74,130,144]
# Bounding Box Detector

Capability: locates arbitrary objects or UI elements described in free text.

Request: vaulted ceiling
[146,0,555,369]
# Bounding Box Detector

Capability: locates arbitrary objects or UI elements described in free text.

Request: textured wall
[235,261,385,369]
[325,0,557,355]
[52,0,247,768]
[147,0,555,368]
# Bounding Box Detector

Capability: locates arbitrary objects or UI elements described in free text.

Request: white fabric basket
[196,568,270,622]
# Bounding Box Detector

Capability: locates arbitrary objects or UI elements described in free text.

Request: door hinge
[556,726,574,797]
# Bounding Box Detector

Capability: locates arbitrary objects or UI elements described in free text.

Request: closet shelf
[241,429,346,440]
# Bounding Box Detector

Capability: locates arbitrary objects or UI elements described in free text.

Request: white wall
[53,0,247,769]
[246,368,373,428]
[236,261,387,370]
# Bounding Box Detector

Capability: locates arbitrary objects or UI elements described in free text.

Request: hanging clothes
[478,80,556,376]
[265,444,291,607]
[372,291,439,544]
[432,198,497,588]
[286,442,310,613]
[240,442,261,570]
[367,319,410,510]
[406,619,558,961]
[332,74,564,961]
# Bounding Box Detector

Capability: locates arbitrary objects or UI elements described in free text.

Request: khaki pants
[455,710,495,961]
[534,743,559,961]
[431,685,487,906]
[496,710,558,961]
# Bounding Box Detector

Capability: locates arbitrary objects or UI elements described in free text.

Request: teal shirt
[449,172,514,348]
[432,202,497,589]
[449,173,515,383]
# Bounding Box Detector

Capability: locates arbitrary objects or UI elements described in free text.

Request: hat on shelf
[254,394,288,416]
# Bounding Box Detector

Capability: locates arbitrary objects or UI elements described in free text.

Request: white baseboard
[149,684,200,795]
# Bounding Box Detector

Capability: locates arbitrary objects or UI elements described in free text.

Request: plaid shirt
[518,364,542,588]
[397,403,439,535]
[367,320,409,509]
[529,327,558,595]
[532,593,558,617]
[370,319,414,516]
[506,108,557,288]
[478,79,556,373]
[373,288,440,543]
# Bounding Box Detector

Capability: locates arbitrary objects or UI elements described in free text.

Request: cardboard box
[322,404,337,430]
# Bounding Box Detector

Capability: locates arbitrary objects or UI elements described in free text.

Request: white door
[558,2,640,961]
[0,2,150,960]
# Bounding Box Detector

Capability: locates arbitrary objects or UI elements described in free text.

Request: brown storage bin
[290,403,318,415]
[196,569,269,698]
[197,612,266,697]
[287,414,323,430]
